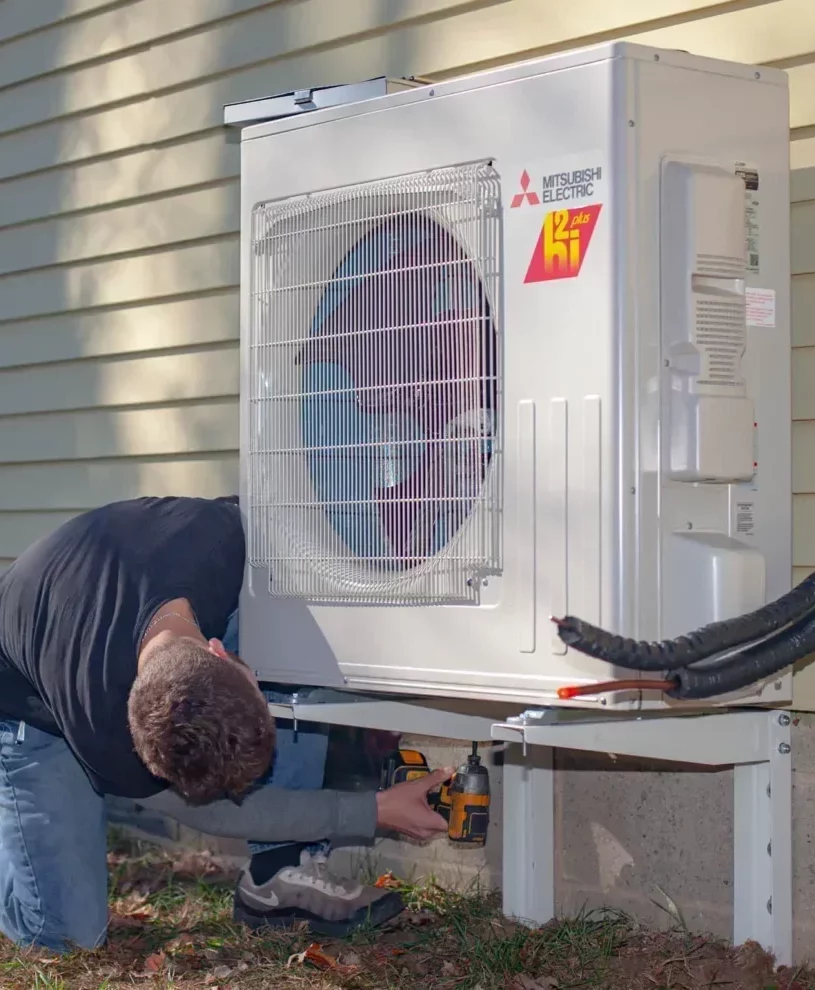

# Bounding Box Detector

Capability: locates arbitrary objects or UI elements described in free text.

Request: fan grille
[247,161,502,603]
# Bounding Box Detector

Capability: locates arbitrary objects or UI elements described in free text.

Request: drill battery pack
[379,749,431,789]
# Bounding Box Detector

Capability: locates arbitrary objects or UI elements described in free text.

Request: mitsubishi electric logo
[510,170,540,208]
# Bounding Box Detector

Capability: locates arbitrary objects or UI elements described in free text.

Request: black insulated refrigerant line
[552,567,815,671]
[667,609,815,700]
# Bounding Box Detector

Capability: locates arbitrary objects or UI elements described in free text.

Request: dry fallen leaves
[132,950,167,978]
[375,871,402,889]
[164,934,196,956]
[205,965,233,984]
[110,893,156,922]
[286,942,361,976]
[510,975,558,990]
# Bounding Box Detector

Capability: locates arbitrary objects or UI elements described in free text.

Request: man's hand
[375,768,453,841]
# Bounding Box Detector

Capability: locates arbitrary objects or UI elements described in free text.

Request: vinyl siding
[0,0,813,571]
[793,164,815,588]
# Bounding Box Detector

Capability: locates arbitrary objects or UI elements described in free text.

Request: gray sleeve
[139,786,378,845]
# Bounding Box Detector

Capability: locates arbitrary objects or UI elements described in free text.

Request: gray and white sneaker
[233,849,405,937]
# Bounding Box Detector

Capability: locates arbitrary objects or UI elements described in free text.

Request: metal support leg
[493,707,794,962]
[733,712,792,966]
[502,743,555,926]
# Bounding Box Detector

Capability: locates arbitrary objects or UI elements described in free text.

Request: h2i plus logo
[524,204,602,283]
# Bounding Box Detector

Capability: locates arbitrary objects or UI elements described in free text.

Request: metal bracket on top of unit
[223,76,431,129]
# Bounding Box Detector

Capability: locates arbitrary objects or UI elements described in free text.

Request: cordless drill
[379,742,490,846]
[447,742,490,846]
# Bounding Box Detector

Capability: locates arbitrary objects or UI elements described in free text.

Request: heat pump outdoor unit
[236,42,792,710]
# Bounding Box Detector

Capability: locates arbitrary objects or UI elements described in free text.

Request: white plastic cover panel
[661,161,755,483]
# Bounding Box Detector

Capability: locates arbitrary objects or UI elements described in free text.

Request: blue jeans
[0,719,110,952]
[0,612,330,952]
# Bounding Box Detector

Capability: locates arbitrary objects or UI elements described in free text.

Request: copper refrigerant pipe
[557,679,678,700]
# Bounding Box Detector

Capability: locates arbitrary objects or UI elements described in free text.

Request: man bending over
[0,495,449,953]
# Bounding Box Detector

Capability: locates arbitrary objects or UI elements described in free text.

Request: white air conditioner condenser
[236,42,792,710]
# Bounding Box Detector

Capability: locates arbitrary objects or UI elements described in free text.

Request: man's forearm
[139,785,378,844]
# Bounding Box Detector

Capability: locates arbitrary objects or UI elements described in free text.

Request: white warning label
[735,500,755,538]
[746,287,776,328]
[735,163,760,274]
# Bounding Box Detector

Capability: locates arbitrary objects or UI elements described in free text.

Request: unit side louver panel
[248,162,503,603]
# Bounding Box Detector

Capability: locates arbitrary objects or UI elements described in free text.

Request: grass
[0,835,813,989]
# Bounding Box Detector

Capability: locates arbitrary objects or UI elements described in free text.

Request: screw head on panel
[778,713,791,726]
[778,742,791,755]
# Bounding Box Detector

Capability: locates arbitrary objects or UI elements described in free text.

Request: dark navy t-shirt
[0,496,245,798]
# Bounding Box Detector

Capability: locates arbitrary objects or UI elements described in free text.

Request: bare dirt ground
[0,835,811,989]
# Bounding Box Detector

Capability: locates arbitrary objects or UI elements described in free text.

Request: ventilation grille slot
[694,296,746,387]
[247,162,502,604]
[696,253,744,278]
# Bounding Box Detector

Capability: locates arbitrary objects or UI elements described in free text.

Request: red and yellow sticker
[524,204,602,283]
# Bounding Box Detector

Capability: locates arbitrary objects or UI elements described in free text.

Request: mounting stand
[266,694,792,966]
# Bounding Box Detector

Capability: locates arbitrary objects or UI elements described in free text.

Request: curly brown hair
[127,639,276,805]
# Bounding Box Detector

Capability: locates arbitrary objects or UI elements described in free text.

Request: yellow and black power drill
[379,742,490,846]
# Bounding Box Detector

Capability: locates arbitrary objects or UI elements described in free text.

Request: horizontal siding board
[0,75,248,180]
[0,0,127,44]
[792,165,815,204]
[0,455,239,510]
[0,0,492,133]
[792,136,815,171]
[0,399,237,463]
[0,0,281,86]
[0,347,238,417]
[794,494,815,566]
[793,421,815,491]
[793,275,815,347]
[0,512,82,558]
[793,200,815,274]
[419,1,814,129]
[0,239,238,322]
[0,0,758,103]
[0,292,238,368]
[0,131,238,230]
[0,0,777,181]
[788,62,815,131]
[0,182,240,275]
[793,348,815,419]
[615,0,815,67]
[794,566,814,586]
